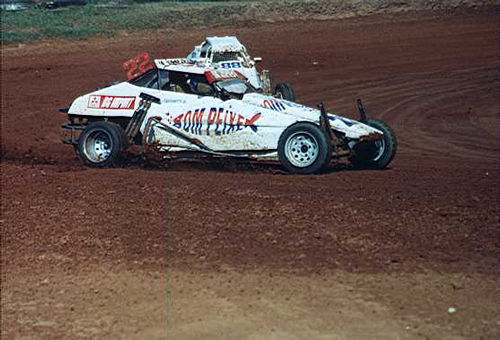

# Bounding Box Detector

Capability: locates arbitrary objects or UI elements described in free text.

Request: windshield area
[130,69,215,96]
[215,78,255,100]
[166,71,214,96]
[216,79,254,94]
[128,69,158,89]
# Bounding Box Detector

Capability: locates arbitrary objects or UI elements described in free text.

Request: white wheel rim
[373,139,386,161]
[284,131,319,168]
[83,130,113,163]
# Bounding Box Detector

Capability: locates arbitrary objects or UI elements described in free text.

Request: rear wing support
[357,99,367,122]
[124,92,161,141]
[318,102,342,158]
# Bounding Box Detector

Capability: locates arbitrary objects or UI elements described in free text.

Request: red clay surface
[1,9,498,339]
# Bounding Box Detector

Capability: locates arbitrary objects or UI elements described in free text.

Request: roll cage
[128,68,257,99]
[190,40,254,67]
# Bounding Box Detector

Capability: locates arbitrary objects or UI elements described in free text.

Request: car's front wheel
[77,121,129,167]
[278,122,332,174]
[350,118,397,169]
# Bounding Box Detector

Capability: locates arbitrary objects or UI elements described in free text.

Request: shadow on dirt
[1,146,355,175]
[128,152,355,175]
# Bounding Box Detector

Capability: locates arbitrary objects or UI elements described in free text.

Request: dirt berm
[163,0,497,27]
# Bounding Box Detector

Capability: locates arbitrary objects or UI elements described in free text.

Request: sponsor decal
[329,116,355,127]
[262,99,286,112]
[156,58,189,67]
[205,69,244,83]
[87,95,136,110]
[173,107,261,135]
[163,99,187,104]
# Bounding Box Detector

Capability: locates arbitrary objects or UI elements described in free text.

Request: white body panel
[68,80,382,161]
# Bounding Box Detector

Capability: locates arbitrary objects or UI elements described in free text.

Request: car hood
[242,93,382,139]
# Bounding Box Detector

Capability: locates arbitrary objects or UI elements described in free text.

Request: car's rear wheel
[274,82,295,102]
[77,121,129,167]
[350,118,397,169]
[278,122,332,174]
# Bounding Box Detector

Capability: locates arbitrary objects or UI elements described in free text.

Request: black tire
[274,82,296,102]
[350,118,397,169]
[77,121,129,168]
[278,122,332,174]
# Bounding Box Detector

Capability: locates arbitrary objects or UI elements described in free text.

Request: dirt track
[1,9,498,339]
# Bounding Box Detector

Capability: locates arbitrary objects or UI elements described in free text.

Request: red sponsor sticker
[87,95,136,110]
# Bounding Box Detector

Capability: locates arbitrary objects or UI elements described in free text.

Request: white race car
[61,62,397,174]
[186,36,295,101]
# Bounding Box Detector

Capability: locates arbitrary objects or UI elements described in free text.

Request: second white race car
[61,61,397,174]
[166,36,295,101]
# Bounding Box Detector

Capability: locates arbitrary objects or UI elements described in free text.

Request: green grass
[1,1,251,43]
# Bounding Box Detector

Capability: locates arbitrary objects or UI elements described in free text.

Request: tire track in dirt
[311,66,497,162]
[376,68,496,161]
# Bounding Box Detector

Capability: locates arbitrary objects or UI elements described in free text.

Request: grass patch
[1,3,166,42]
[1,1,255,42]
[1,31,42,43]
